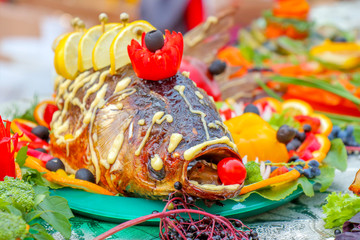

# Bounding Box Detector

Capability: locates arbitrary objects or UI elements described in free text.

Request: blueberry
[265,160,271,163]
[289,155,299,162]
[286,138,301,151]
[270,166,278,172]
[311,167,321,177]
[144,30,164,52]
[277,125,296,144]
[303,124,312,133]
[332,126,341,136]
[34,148,47,153]
[338,130,347,142]
[303,168,314,179]
[243,104,260,115]
[294,166,304,174]
[295,159,306,166]
[208,60,226,76]
[46,158,65,172]
[308,160,320,168]
[75,168,95,183]
[174,181,182,190]
[31,126,50,141]
[345,125,354,136]
[328,133,334,140]
[332,36,347,42]
[295,131,306,142]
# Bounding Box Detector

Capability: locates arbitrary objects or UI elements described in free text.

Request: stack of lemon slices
[53,13,156,80]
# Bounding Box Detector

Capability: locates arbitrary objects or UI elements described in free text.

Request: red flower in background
[128,30,183,81]
[0,116,19,181]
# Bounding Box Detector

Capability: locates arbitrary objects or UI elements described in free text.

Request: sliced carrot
[240,169,301,195]
[15,162,22,179]
[24,155,114,196]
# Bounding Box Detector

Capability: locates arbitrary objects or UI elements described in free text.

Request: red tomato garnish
[217,157,246,185]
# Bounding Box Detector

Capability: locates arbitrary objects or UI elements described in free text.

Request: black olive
[208,60,226,76]
[286,138,301,151]
[174,181,182,190]
[276,125,296,144]
[31,126,49,141]
[46,158,65,172]
[243,104,260,115]
[144,30,164,52]
[332,36,347,42]
[34,148,47,153]
[75,168,95,183]
[334,229,341,235]
[295,131,306,142]
[303,124,312,133]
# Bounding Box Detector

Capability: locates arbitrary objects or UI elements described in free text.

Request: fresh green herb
[268,110,300,130]
[323,192,360,228]
[244,162,263,185]
[255,77,284,102]
[4,95,38,123]
[16,146,28,167]
[270,75,360,105]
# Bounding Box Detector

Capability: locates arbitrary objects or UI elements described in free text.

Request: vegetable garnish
[95,185,255,240]
[127,30,183,80]
[323,192,360,229]
[0,116,19,181]
[350,169,360,196]
[217,157,247,185]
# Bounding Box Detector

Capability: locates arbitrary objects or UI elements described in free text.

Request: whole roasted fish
[50,19,243,201]
[50,65,243,200]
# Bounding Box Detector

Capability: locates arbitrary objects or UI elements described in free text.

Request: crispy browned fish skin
[50,65,242,200]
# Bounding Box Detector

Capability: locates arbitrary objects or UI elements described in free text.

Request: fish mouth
[183,145,244,201]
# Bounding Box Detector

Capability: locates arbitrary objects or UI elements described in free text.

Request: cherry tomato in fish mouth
[217,157,247,185]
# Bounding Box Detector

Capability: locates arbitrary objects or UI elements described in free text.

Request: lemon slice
[110,20,156,74]
[92,25,124,71]
[281,99,313,116]
[78,23,118,72]
[52,33,67,52]
[54,31,84,80]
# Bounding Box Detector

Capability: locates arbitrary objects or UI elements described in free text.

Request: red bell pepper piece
[296,133,321,160]
[44,103,58,128]
[127,30,183,81]
[0,117,18,180]
[17,141,49,151]
[15,121,48,145]
[294,115,321,133]
[27,148,54,164]
[179,57,222,101]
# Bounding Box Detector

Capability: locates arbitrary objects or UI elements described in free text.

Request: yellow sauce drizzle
[107,133,124,164]
[182,71,190,78]
[138,119,145,125]
[183,136,237,160]
[174,85,209,140]
[195,91,204,99]
[135,111,173,156]
[208,122,219,129]
[114,77,131,93]
[168,133,183,153]
[150,154,164,171]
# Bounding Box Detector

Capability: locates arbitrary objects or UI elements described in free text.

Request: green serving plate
[50,187,304,224]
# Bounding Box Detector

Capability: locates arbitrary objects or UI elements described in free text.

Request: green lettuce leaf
[323,192,360,228]
[323,139,347,172]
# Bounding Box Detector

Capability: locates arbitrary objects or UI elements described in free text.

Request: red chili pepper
[127,30,183,81]
[0,117,18,181]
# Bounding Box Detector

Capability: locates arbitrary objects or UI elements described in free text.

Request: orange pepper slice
[309,113,333,136]
[11,119,38,142]
[311,134,331,163]
[349,169,360,196]
[240,169,301,195]
[34,100,58,129]
[24,156,114,196]
[15,162,22,179]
